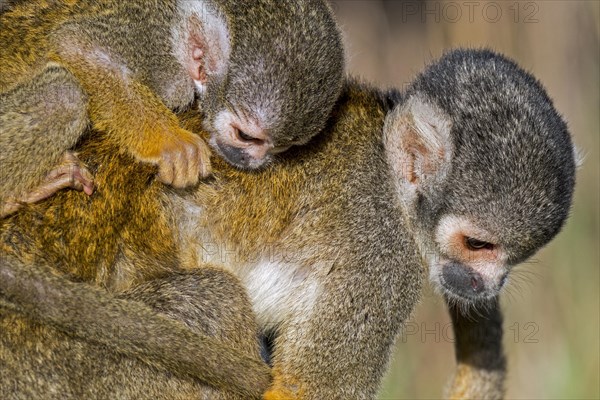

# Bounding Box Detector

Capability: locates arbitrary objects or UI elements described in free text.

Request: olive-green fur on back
[1,139,178,289]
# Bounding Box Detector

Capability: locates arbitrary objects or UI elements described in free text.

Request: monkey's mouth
[208,138,273,171]
[210,139,272,171]
[439,279,492,303]
[438,275,499,305]
[435,262,501,305]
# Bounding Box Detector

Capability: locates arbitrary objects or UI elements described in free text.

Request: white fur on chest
[237,259,319,331]
[175,198,319,330]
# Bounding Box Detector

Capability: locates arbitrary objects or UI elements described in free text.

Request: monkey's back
[179,80,423,343]
[0,136,180,289]
[179,80,424,396]
[1,79,422,305]
[188,81,403,262]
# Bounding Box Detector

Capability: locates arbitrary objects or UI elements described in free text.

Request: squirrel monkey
[0,49,577,398]
[381,49,577,400]
[0,0,344,213]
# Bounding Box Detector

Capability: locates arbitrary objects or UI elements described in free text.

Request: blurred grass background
[329,1,599,399]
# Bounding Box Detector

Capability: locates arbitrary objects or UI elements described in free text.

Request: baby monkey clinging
[0,0,344,202]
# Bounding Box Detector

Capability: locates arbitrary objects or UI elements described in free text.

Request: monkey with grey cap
[0,49,576,399]
[386,49,576,302]
[0,0,344,216]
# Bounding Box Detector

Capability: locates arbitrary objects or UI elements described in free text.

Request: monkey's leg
[1,151,94,218]
[49,25,211,188]
[0,263,269,399]
[0,255,271,398]
[444,299,506,400]
[0,65,89,212]
[122,267,270,399]
[0,297,212,400]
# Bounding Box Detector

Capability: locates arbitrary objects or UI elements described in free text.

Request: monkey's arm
[47,22,211,188]
[445,299,506,400]
[0,65,92,216]
[0,255,271,398]
[263,256,421,400]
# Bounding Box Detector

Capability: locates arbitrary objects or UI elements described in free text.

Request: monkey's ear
[384,94,453,194]
[176,4,231,89]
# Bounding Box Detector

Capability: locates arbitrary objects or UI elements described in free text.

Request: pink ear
[384,95,453,190]
[187,37,207,83]
[182,10,230,85]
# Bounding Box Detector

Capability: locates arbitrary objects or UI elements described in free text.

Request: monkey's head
[174,0,345,170]
[384,49,577,306]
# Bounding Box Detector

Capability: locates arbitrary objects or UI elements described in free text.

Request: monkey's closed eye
[465,237,495,251]
[236,128,264,145]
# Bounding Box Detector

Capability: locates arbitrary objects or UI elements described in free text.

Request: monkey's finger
[46,164,75,181]
[157,154,176,187]
[69,169,95,195]
[1,156,96,218]
[45,164,95,195]
[186,139,201,184]
[170,147,190,189]
[197,139,212,179]
[47,151,94,183]
[77,168,96,195]
[21,174,85,204]
[0,200,23,219]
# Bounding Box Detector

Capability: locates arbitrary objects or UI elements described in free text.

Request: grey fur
[388,49,576,399]
[0,0,345,197]
[202,0,345,148]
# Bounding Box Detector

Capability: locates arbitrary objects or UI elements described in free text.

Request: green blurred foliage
[330,1,599,398]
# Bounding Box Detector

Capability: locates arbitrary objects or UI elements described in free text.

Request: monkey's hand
[134,127,212,189]
[0,151,94,218]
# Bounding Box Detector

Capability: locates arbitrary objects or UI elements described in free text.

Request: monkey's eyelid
[464,237,495,251]
[270,145,291,154]
[234,128,264,145]
[237,129,254,141]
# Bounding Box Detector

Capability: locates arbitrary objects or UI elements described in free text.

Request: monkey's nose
[469,274,484,292]
[218,143,249,166]
[442,262,485,296]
